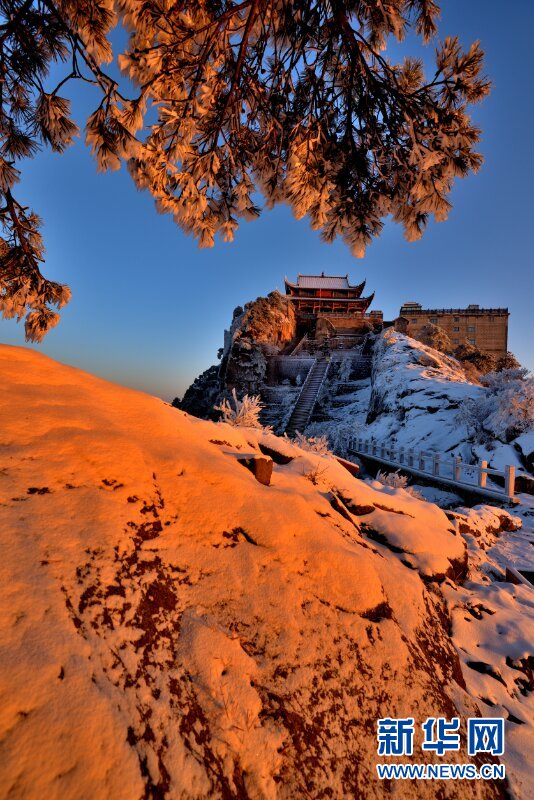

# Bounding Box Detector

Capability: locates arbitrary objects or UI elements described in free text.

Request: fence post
[419,452,425,471]
[433,453,440,477]
[399,447,404,464]
[453,456,462,482]
[478,460,488,489]
[372,440,377,456]
[505,465,515,498]
[380,443,385,459]
[408,448,414,467]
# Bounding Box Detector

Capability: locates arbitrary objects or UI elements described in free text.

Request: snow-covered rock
[0,345,531,799]
[442,517,534,797]
[515,431,534,473]
[366,329,482,453]
[308,330,532,476]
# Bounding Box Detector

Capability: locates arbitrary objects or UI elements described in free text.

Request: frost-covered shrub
[454,343,496,377]
[302,464,330,485]
[482,367,530,387]
[376,470,423,499]
[376,469,408,489]
[415,323,453,354]
[326,421,361,458]
[496,352,521,372]
[458,369,534,443]
[459,360,482,385]
[294,432,332,455]
[215,389,265,428]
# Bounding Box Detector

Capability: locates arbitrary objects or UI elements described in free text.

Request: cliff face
[364,329,483,454]
[177,364,221,419]
[179,291,297,417]
[220,291,297,394]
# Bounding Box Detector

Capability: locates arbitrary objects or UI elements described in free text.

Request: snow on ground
[498,499,534,570]
[441,505,534,796]
[0,344,532,799]
[450,503,534,578]
[308,330,531,478]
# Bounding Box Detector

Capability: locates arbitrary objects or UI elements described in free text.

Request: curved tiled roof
[285,274,366,292]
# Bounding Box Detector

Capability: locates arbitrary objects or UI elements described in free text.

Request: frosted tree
[496,352,521,372]
[1,1,490,339]
[416,323,452,353]
[215,388,265,428]
[454,343,496,377]
[458,369,534,444]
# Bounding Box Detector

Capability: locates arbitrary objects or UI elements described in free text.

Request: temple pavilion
[284,272,381,336]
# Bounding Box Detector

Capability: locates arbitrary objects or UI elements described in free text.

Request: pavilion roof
[285,273,366,291]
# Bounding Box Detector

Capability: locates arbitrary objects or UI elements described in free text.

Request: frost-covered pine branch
[1,0,490,338]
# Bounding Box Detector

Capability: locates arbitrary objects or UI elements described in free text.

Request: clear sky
[1,1,533,400]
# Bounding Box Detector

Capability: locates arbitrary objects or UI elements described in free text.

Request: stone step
[284,359,330,437]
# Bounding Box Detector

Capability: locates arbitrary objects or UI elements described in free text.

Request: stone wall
[266,357,314,386]
[316,313,383,337]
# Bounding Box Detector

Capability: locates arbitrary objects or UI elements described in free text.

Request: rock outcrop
[177,364,221,419]
[306,330,533,476]
[220,291,297,394]
[178,291,297,418]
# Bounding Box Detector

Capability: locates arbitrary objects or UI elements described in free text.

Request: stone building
[395,302,509,359]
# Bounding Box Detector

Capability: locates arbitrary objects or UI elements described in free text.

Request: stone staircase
[259,386,299,430]
[284,358,330,437]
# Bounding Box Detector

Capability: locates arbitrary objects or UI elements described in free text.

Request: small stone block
[237,456,273,486]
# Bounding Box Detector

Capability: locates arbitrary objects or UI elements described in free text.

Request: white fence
[348,437,517,501]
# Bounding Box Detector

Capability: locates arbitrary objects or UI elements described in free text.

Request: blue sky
[1,1,533,400]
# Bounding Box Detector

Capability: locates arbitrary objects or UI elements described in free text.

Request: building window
[430,317,438,323]
[468,338,476,344]
[453,326,460,332]
[453,317,459,322]
[468,325,475,332]
[453,338,459,344]
[412,318,418,322]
